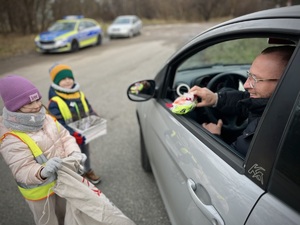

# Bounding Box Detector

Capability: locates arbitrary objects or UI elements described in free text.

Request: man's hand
[202,119,223,135]
[189,86,218,107]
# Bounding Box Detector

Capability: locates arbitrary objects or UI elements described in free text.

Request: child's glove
[169,93,197,115]
[73,132,86,145]
[70,152,87,174]
[41,157,62,178]
[70,152,87,165]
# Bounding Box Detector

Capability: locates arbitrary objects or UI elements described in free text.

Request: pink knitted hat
[0,75,42,112]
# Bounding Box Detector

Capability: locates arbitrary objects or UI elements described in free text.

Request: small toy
[168,93,197,115]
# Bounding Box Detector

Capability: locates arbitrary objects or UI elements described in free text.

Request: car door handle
[187,179,225,225]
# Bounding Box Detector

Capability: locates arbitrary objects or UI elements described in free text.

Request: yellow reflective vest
[1,129,58,201]
[51,91,89,122]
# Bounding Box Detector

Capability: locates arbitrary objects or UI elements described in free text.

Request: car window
[78,21,87,30]
[114,17,131,24]
[177,38,269,71]
[173,38,270,98]
[48,22,76,31]
[85,21,97,28]
[269,93,300,213]
[169,37,276,158]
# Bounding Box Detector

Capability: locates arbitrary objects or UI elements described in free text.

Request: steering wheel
[205,72,248,131]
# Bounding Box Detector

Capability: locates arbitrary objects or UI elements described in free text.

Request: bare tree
[1,0,298,34]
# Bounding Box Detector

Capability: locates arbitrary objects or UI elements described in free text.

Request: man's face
[244,53,284,98]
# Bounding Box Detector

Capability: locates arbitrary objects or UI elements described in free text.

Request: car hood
[109,24,132,29]
[38,30,71,41]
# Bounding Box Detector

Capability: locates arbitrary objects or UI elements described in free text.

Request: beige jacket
[0,114,81,186]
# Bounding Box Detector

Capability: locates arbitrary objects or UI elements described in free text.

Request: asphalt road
[0,22,218,225]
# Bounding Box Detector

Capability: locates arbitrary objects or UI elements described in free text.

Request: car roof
[56,18,97,23]
[115,15,137,19]
[215,5,300,28]
[172,5,300,57]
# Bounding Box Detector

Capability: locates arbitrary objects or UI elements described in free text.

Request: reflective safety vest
[1,130,58,201]
[51,91,89,123]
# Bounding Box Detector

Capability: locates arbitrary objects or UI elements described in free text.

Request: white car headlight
[55,38,68,47]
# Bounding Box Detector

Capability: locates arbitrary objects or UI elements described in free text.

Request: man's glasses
[246,71,279,88]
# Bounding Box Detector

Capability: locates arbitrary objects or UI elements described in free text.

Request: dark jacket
[48,85,97,136]
[217,90,269,157]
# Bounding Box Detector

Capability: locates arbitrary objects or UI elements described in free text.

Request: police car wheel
[96,35,102,46]
[71,40,79,52]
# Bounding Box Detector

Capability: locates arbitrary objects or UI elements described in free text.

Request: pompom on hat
[0,75,42,112]
[49,63,74,85]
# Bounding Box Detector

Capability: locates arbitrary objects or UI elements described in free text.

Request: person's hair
[261,45,295,68]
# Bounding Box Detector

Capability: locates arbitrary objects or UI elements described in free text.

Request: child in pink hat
[0,75,86,225]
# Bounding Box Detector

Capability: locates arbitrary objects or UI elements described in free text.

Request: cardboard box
[68,115,107,143]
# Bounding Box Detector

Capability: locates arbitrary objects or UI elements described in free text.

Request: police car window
[49,22,75,31]
[86,21,96,28]
[269,94,300,213]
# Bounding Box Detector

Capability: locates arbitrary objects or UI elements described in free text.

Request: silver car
[127,5,300,225]
[107,15,142,39]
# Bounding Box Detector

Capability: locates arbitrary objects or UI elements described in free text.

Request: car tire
[71,40,79,52]
[128,31,133,38]
[140,127,152,173]
[96,35,102,46]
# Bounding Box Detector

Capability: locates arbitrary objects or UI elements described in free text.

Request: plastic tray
[68,115,107,143]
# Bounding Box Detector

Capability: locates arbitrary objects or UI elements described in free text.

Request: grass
[0,34,36,60]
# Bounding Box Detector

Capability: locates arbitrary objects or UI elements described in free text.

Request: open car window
[169,37,292,160]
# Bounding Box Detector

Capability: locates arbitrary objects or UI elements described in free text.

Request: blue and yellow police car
[34,15,102,53]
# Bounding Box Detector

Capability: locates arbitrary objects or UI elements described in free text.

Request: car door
[141,37,271,225]
[143,20,300,224]
[78,21,98,47]
[132,17,140,34]
[245,43,300,225]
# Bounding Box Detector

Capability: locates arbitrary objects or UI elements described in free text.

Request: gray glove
[70,152,87,175]
[40,157,62,178]
[70,152,87,165]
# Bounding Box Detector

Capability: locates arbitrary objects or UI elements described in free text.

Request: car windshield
[113,17,131,24]
[178,38,269,71]
[48,22,76,31]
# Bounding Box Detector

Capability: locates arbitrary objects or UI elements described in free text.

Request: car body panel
[107,15,142,38]
[127,5,300,225]
[137,98,263,225]
[34,17,102,53]
[246,194,300,225]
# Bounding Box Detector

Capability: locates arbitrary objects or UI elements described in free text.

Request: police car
[34,15,102,53]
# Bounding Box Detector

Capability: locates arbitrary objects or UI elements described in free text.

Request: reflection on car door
[141,97,264,225]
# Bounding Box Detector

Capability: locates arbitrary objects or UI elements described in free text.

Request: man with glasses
[189,45,295,157]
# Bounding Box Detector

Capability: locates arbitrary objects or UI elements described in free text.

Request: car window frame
[267,89,300,213]
[245,43,300,189]
[156,32,300,178]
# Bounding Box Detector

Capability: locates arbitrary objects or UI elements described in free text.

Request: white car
[107,15,142,39]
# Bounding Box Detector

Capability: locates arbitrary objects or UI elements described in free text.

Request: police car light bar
[63,15,84,20]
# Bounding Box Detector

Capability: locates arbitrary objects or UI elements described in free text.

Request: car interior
[166,36,297,153]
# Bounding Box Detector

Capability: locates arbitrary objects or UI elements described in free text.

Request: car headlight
[55,38,68,47]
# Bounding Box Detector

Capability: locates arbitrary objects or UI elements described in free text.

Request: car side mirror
[127,80,156,102]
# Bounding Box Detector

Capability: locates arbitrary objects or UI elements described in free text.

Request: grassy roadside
[0,34,36,60]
